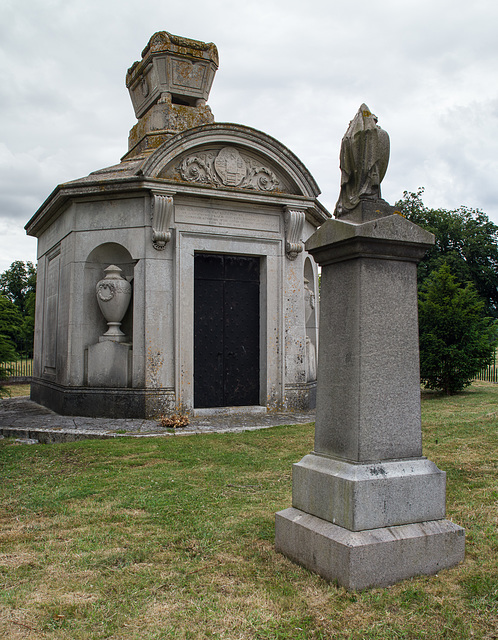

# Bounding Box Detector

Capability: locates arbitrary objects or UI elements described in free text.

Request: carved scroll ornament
[178,146,280,192]
[284,207,305,260]
[152,195,174,250]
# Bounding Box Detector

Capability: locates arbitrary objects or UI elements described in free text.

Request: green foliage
[0,261,36,354]
[0,294,24,347]
[397,188,498,316]
[0,335,16,396]
[418,264,497,394]
[0,294,25,393]
[0,260,36,314]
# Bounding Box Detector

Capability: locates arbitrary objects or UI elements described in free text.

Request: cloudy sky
[1,0,497,273]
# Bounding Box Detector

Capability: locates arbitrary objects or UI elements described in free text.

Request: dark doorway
[194,253,260,408]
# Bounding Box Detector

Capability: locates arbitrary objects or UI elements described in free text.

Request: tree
[418,264,497,394]
[0,260,36,316]
[0,334,16,396]
[0,296,22,397]
[0,261,36,354]
[396,189,498,317]
[0,295,24,349]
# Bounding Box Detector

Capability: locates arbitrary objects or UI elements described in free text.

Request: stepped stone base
[275,507,465,590]
[292,454,447,531]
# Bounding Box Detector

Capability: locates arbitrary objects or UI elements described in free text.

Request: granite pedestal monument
[275,105,465,590]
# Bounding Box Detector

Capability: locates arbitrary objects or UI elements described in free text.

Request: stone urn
[96,265,132,342]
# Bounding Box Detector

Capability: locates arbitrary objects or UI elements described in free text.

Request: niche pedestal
[87,341,132,388]
[275,213,465,590]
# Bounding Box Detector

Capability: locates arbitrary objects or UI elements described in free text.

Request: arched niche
[83,243,136,349]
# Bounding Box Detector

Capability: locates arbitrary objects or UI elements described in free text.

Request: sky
[1,0,497,273]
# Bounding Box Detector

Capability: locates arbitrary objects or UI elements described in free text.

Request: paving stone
[0,397,314,443]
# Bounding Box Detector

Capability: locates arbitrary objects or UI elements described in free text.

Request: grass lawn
[0,382,496,639]
[1,383,31,398]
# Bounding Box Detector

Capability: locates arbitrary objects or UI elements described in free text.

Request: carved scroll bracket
[151,194,174,250]
[284,207,306,260]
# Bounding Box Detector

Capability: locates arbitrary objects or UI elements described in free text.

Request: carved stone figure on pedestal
[303,278,316,382]
[334,104,393,222]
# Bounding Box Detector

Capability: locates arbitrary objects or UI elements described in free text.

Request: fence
[1,358,32,377]
[0,336,33,382]
[475,351,498,383]
[2,353,497,384]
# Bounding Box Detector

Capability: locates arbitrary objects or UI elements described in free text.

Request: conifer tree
[418,264,497,394]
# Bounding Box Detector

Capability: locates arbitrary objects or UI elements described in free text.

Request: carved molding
[284,207,305,260]
[178,146,280,192]
[151,195,174,250]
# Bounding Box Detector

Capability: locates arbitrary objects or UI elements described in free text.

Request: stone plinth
[291,455,446,531]
[275,212,465,590]
[276,508,465,591]
[87,341,132,388]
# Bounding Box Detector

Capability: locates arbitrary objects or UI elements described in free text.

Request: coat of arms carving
[178,146,280,192]
[214,147,246,186]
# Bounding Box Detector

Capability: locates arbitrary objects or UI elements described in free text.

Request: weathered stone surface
[276,193,465,588]
[292,454,446,531]
[313,220,428,447]
[306,213,435,266]
[276,508,466,590]
[30,380,150,418]
[126,100,215,158]
[126,31,219,118]
[125,31,218,157]
[87,341,132,388]
[0,396,316,442]
[305,215,435,463]
[334,104,390,219]
[25,34,329,419]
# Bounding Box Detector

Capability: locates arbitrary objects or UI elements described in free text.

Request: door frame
[175,231,284,412]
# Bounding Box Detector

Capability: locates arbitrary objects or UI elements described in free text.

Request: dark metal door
[194,253,260,408]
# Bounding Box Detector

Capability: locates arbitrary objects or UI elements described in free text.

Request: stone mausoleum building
[25,31,329,418]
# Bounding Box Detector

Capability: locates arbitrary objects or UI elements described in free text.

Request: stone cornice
[25,173,329,238]
[306,215,435,266]
[25,177,145,237]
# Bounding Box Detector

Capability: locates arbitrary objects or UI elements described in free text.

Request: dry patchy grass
[1,383,30,397]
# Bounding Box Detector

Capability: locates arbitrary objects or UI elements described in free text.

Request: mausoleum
[26,31,329,418]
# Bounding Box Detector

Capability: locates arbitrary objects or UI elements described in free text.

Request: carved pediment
[158,145,298,194]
